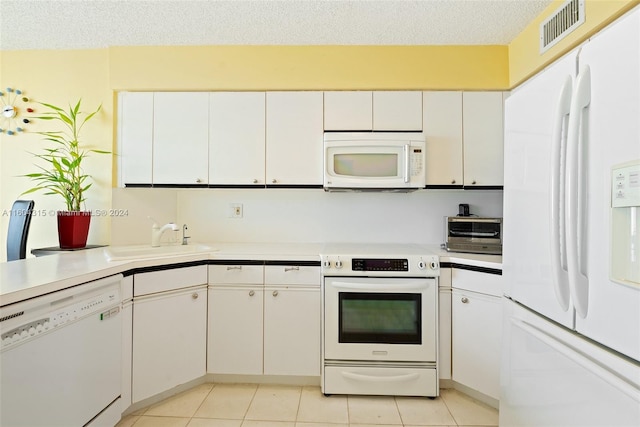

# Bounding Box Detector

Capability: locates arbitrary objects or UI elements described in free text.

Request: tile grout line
[438,390,460,427]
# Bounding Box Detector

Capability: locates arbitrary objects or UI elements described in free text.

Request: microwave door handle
[404,144,410,183]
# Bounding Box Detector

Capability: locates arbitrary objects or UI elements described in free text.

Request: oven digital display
[352,258,408,272]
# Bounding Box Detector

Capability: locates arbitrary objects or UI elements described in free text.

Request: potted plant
[21,99,108,249]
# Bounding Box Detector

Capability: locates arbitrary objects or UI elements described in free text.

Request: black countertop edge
[265,185,324,189]
[264,260,321,267]
[443,263,502,275]
[123,259,322,276]
[424,185,464,190]
[462,185,504,191]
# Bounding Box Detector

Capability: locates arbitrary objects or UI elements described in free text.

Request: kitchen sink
[104,244,216,261]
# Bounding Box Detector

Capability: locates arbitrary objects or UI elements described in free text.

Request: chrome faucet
[182,224,191,245]
[150,220,179,247]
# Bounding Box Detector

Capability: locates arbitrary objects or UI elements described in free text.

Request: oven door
[324,277,437,362]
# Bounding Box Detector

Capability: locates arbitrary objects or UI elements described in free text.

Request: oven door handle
[342,371,421,383]
[329,281,428,292]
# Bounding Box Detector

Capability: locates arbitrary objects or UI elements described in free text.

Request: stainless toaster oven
[445,217,502,255]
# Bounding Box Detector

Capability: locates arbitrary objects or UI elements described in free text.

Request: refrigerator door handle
[550,75,573,311]
[566,64,591,319]
[511,317,640,402]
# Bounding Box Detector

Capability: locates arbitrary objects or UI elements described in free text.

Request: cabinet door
[423,91,463,186]
[209,92,266,185]
[264,286,320,376]
[462,92,505,186]
[266,92,324,185]
[323,91,373,130]
[373,91,423,131]
[153,92,209,185]
[207,287,263,375]
[452,288,502,400]
[118,92,153,186]
[132,286,207,403]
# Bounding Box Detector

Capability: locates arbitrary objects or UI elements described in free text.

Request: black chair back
[7,200,35,261]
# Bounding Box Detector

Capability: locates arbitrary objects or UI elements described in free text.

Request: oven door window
[338,292,421,344]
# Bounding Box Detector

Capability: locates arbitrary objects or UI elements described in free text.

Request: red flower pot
[57,211,91,249]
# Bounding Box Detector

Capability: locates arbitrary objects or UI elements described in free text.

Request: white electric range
[320,243,440,397]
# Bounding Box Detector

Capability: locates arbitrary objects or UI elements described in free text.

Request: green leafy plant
[21,99,109,211]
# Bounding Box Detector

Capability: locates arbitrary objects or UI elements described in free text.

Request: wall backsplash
[111,188,503,246]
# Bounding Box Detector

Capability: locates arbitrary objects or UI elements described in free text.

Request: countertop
[1,242,501,307]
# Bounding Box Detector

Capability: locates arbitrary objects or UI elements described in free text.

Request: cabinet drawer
[208,265,264,285]
[264,265,320,287]
[324,366,437,397]
[134,265,207,297]
[451,268,502,297]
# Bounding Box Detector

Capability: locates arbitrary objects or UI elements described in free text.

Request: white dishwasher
[1,274,123,427]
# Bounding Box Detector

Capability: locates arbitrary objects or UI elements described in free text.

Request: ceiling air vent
[540,0,585,54]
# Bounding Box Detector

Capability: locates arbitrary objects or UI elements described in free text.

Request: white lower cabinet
[451,268,503,400]
[264,285,320,376]
[208,286,264,375]
[207,264,321,377]
[132,266,207,403]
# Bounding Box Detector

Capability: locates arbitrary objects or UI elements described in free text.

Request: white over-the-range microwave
[323,132,426,191]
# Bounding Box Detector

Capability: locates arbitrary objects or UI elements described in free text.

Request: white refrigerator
[501,6,640,426]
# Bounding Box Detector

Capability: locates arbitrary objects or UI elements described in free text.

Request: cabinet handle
[451,179,456,184]
[196,178,202,183]
[192,293,199,300]
[249,290,255,297]
[253,179,258,184]
[284,266,300,272]
[226,266,242,271]
[272,290,279,297]
[272,179,277,184]
[472,180,477,185]
[461,297,469,304]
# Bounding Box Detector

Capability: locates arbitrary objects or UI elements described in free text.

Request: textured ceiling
[0,0,552,50]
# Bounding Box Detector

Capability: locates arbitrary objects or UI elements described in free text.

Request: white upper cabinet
[462,92,505,187]
[324,91,373,130]
[209,92,265,185]
[118,92,153,185]
[323,91,422,131]
[153,92,209,185]
[373,91,423,131]
[423,91,464,186]
[266,91,324,185]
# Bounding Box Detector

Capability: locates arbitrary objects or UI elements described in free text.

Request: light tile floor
[117,384,498,427]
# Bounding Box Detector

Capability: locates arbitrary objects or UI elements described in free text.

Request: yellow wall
[0,49,113,258]
[509,0,640,87]
[109,45,508,91]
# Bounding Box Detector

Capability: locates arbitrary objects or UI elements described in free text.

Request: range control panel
[352,258,408,272]
[322,254,439,277]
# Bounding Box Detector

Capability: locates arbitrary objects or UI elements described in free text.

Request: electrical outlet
[229,203,243,218]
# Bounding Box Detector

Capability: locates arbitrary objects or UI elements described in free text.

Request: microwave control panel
[410,148,424,177]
